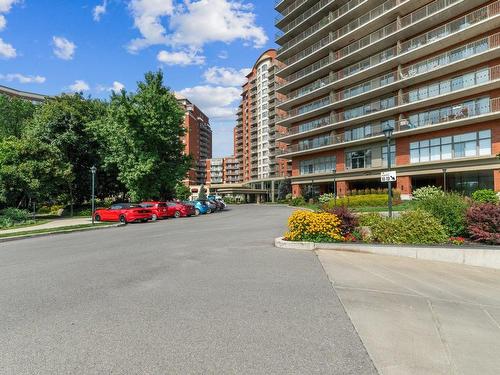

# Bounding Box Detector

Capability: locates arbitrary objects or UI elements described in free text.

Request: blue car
[192,200,209,216]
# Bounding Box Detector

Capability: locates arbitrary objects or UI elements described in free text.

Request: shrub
[412,192,468,237]
[290,196,306,206]
[472,189,499,204]
[324,206,358,236]
[318,193,335,204]
[0,208,32,229]
[412,186,443,201]
[0,207,31,222]
[364,210,448,245]
[466,204,500,245]
[285,210,343,243]
[358,212,383,228]
[324,194,401,208]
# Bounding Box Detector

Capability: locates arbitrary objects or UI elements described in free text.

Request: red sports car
[140,201,169,221]
[93,204,152,224]
[167,202,195,218]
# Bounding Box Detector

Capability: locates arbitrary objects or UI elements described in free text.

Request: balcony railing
[279,97,500,155]
[278,96,331,120]
[280,32,499,105]
[275,0,308,23]
[277,0,499,90]
[276,0,333,39]
[282,0,403,66]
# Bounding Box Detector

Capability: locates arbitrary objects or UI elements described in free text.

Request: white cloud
[0,0,18,13]
[97,81,125,93]
[127,0,174,53]
[204,66,251,87]
[127,0,268,64]
[169,0,267,49]
[0,0,19,54]
[52,36,76,60]
[157,49,205,66]
[0,37,15,58]
[93,0,107,21]
[178,85,241,120]
[68,80,90,92]
[217,50,228,59]
[0,73,46,84]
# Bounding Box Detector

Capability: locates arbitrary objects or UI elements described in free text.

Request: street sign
[381,171,396,182]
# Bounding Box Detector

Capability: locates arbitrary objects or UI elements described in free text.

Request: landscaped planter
[275,237,500,270]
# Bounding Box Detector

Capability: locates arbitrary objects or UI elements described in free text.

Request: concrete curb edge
[274,237,500,270]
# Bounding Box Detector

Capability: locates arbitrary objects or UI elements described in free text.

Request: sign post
[381,171,396,218]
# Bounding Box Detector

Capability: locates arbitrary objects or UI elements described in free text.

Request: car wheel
[174,211,181,218]
[141,219,148,223]
[195,208,200,216]
[95,214,101,222]
[151,214,158,221]
[119,215,127,224]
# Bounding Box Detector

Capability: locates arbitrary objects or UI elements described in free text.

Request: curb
[275,237,500,270]
[0,223,124,243]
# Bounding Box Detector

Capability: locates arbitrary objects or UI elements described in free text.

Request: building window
[346,150,372,170]
[382,144,396,167]
[299,156,336,175]
[345,124,372,141]
[298,134,330,151]
[410,130,491,163]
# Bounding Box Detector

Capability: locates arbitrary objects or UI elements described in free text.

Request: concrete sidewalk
[0,217,92,235]
[318,250,500,375]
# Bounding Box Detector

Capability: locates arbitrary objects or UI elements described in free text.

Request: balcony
[277,0,494,93]
[278,97,500,158]
[278,32,500,110]
[278,62,500,135]
[276,0,334,43]
[279,0,422,72]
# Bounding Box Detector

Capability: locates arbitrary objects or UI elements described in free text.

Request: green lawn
[0,223,113,239]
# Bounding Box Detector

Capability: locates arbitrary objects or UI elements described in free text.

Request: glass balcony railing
[283,0,403,66]
[279,61,500,131]
[275,0,308,23]
[280,32,499,105]
[278,0,367,52]
[279,97,500,155]
[278,96,331,120]
[276,0,334,40]
[277,0,500,91]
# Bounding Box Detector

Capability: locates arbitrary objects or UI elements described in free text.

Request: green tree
[27,94,110,211]
[91,71,191,201]
[175,183,191,201]
[0,136,72,208]
[277,179,291,200]
[198,185,207,201]
[0,95,35,138]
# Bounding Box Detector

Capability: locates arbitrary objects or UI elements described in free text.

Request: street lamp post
[90,166,97,225]
[442,168,447,192]
[383,124,395,218]
[332,168,337,206]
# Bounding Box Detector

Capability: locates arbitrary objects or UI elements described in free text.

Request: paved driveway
[318,250,500,375]
[0,205,375,375]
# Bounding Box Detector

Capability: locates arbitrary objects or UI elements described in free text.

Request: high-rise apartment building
[205,156,240,185]
[234,49,292,187]
[176,93,213,186]
[275,0,500,197]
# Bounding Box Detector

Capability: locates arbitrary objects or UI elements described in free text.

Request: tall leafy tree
[92,71,191,201]
[175,183,191,201]
[0,95,36,138]
[0,136,72,208]
[27,94,109,210]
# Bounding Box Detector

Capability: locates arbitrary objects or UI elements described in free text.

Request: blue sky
[0,0,277,157]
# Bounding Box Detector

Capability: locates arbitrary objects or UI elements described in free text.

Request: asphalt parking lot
[0,205,375,375]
